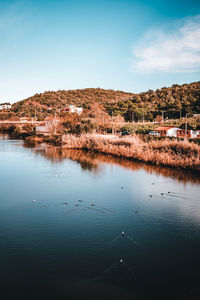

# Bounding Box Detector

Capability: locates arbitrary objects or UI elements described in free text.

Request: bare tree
[47,116,63,135]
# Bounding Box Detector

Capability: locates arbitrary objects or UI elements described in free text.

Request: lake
[0,134,200,300]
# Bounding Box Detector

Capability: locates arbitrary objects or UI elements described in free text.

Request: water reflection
[1,135,200,300]
[24,141,200,185]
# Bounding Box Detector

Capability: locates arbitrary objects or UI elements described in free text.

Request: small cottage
[0,104,11,110]
[149,127,180,138]
[177,129,200,139]
[61,105,83,115]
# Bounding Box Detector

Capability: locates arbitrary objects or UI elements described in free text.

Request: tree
[46,116,63,135]
[154,115,163,123]
[90,102,110,132]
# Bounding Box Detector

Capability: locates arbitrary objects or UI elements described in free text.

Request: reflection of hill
[63,149,142,172]
[141,163,200,185]
[24,141,200,185]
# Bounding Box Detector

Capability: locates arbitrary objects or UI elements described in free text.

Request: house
[0,104,11,110]
[149,127,180,138]
[61,104,83,115]
[177,129,200,139]
[193,130,200,138]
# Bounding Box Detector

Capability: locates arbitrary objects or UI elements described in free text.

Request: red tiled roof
[45,117,54,120]
[154,127,174,131]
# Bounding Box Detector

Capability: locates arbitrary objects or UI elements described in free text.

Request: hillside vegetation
[0,81,200,121]
[106,81,200,121]
[10,88,133,120]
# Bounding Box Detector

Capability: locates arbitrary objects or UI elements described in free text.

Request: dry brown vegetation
[62,134,200,171]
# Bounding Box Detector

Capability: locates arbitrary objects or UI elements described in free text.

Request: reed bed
[62,134,200,171]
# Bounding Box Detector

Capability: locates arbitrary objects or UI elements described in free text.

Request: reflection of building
[61,105,83,115]
[149,127,180,137]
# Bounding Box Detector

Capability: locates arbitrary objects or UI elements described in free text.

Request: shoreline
[61,134,200,172]
[1,129,200,172]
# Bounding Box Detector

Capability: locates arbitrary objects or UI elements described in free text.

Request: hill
[105,81,200,121]
[1,82,200,121]
[9,88,134,120]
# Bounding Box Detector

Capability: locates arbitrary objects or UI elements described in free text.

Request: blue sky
[0,0,200,102]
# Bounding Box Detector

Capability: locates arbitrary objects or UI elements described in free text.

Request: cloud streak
[131,15,200,73]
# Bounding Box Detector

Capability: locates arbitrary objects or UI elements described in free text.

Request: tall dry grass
[62,134,200,171]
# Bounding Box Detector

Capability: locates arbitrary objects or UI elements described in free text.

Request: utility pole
[185,113,188,140]
[132,111,134,123]
[34,107,37,124]
[112,110,114,134]
[54,111,57,135]
[161,110,165,122]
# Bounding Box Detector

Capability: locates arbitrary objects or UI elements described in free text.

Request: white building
[192,130,200,138]
[149,127,180,138]
[0,104,11,110]
[61,104,83,115]
[177,129,200,139]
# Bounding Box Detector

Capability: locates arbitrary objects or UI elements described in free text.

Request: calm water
[0,134,200,300]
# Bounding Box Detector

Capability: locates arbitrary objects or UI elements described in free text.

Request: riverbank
[62,134,200,171]
[1,125,200,171]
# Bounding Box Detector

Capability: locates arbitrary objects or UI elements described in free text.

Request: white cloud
[131,15,200,73]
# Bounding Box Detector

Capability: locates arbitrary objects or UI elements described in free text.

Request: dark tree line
[106,82,200,121]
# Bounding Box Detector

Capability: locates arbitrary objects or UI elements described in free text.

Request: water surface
[0,135,200,300]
